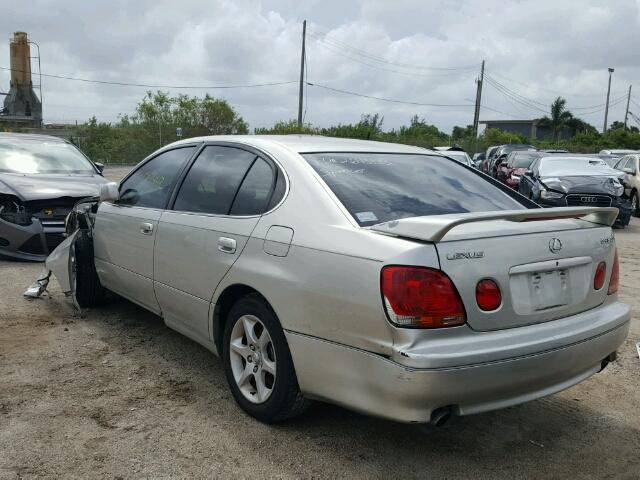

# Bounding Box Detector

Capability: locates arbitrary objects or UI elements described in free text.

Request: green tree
[610,120,639,133]
[72,92,248,164]
[255,119,319,135]
[537,96,573,140]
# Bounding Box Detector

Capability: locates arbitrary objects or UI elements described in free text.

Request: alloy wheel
[229,314,277,404]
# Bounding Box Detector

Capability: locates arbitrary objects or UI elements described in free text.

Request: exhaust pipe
[599,351,617,372]
[430,407,453,427]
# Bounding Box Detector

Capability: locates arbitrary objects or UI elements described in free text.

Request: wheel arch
[212,283,274,354]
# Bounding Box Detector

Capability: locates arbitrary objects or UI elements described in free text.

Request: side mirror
[94,162,105,174]
[524,170,533,177]
[118,188,140,205]
[99,182,120,202]
[623,167,635,175]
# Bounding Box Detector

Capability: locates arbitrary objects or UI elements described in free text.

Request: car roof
[0,132,67,143]
[170,135,434,154]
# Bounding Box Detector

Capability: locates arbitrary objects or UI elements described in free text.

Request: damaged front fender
[23,230,80,299]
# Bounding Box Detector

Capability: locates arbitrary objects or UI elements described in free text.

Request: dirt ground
[1,166,639,479]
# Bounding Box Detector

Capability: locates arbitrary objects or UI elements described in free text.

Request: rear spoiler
[368,207,619,243]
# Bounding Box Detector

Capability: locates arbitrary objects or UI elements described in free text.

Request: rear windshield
[303,152,526,226]
[509,153,539,168]
[443,151,470,165]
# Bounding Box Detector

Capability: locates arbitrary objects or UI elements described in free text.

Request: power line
[489,70,627,99]
[487,70,627,110]
[486,73,627,116]
[306,82,474,108]
[479,104,521,119]
[485,74,549,108]
[484,77,549,114]
[0,66,297,89]
[309,38,477,79]
[307,29,479,72]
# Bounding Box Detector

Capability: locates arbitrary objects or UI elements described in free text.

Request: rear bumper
[286,301,630,423]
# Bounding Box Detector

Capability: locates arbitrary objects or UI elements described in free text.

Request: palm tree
[538,97,574,141]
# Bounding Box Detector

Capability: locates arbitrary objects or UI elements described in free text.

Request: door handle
[140,222,154,235]
[218,237,237,254]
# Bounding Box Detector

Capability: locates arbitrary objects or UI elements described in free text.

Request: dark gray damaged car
[0,133,107,261]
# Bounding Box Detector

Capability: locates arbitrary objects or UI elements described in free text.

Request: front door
[153,144,280,342]
[93,145,197,313]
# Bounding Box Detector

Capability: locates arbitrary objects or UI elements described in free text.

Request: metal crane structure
[1,32,43,128]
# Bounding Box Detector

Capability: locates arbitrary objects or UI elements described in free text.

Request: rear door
[93,145,197,313]
[153,144,281,341]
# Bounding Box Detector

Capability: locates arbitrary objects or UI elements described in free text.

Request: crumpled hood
[540,175,624,196]
[0,172,107,201]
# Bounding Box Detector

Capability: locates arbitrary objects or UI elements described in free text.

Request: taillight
[594,262,607,290]
[608,249,619,295]
[476,279,502,311]
[380,266,466,328]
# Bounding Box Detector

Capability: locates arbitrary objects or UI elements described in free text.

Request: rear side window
[119,146,196,208]
[229,157,275,215]
[173,146,256,214]
[303,153,526,226]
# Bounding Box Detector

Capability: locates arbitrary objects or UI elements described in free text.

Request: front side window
[118,146,196,208]
[173,146,257,215]
[303,152,526,226]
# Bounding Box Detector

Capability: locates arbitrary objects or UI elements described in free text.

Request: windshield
[303,153,526,226]
[0,138,96,174]
[444,151,470,165]
[538,157,618,177]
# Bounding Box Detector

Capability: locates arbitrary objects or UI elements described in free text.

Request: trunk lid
[370,208,618,331]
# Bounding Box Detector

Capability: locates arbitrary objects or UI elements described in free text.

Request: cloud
[3,0,640,134]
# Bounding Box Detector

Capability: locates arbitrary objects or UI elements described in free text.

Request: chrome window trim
[167,141,290,219]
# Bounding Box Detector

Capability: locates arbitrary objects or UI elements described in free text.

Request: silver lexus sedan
[33,136,630,425]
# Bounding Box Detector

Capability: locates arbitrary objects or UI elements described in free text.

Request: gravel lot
[1,166,639,479]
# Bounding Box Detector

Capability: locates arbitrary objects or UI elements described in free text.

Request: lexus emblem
[580,196,598,203]
[549,238,563,254]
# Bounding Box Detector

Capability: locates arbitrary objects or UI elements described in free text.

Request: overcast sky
[3,0,640,133]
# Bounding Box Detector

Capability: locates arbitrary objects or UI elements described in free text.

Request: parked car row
[465,144,638,227]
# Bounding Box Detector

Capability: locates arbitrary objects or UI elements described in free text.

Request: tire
[222,293,309,423]
[632,190,640,218]
[70,229,105,308]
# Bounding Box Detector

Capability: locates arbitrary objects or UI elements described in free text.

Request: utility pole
[603,67,614,133]
[297,20,307,128]
[472,60,485,137]
[624,84,632,131]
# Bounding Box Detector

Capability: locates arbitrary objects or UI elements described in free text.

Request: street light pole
[603,67,614,133]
